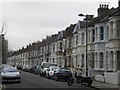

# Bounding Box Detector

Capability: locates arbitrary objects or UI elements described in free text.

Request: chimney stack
[84,15,94,21]
[118,0,120,7]
[97,4,109,17]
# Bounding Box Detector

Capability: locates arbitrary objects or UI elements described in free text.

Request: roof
[57,30,65,40]
[73,21,86,34]
[87,7,120,27]
[65,24,76,37]
[51,34,58,43]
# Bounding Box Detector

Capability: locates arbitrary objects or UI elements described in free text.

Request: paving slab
[92,81,120,90]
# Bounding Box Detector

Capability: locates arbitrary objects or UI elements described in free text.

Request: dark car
[53,67,72,81]
[29,66,37,73]
[17,65,23,70]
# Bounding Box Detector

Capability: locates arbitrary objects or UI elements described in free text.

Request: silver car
[0,64,13,69]
[1,67,21,83]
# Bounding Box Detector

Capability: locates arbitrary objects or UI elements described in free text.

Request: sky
[0,0,118,51]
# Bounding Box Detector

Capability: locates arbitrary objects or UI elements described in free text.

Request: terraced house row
[7,2,120,84]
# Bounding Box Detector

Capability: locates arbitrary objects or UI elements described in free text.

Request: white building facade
[7,2,120,85]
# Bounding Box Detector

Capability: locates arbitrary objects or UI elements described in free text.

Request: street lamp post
[78,13,88,77]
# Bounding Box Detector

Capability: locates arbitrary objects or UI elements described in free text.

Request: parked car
[0,64,13,69]
[1,67,21,83]
[53,67,72,81]
[27,65,32,72]
[40,62,57,77]
[17,65,23,70]
[29,66,37,73]
[34,66,42,74]
[45,66,59,78]
[22,65,27,71]
[22,65,31,72]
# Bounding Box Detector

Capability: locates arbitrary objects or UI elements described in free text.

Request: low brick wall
[105,71,120,85]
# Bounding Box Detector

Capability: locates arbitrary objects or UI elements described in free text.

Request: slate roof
[65,24,76,37]
[37,34,58,47]
[87,7,120,27]
[51,34,58,43]
[57,30,65,40]
[73,21,86,34]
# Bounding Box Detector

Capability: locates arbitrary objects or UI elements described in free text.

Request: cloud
[1,1,118,50]
[0,0,118,2]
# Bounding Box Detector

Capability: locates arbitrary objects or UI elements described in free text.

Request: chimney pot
[102,4,104,8]
[105,4,106,8]
[107,5,109,8]
[118,0,120,7]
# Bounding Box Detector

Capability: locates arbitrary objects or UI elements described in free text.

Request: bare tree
[0,20,8,36]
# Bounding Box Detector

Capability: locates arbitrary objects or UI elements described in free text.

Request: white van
[40,62,57,76]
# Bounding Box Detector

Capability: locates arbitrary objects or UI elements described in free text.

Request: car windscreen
[59,68,71,72]
[1,64,13,68]
[43,63,57,68]
[51,67,59,71]
[3,68,18,72]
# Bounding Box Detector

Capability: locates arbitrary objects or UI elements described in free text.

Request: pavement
[70,68,120,90]
[91,81,120,90]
